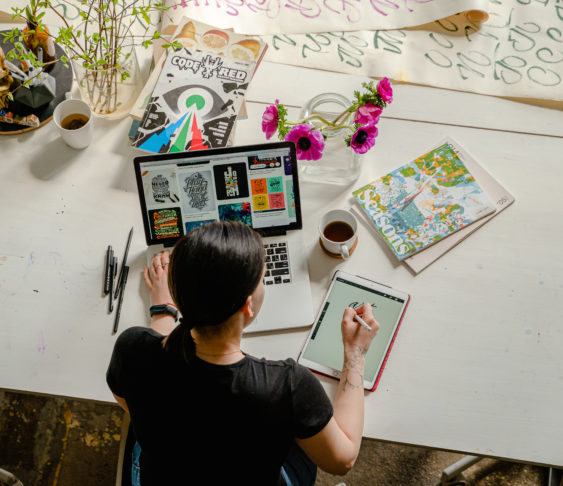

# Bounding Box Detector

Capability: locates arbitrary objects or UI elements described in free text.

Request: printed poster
[180,170,216,214]
[213,163,250,200]
[142,170,182,206]
[149,208,183,240]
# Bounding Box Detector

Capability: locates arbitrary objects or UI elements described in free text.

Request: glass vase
[73,49,141,120]
[298,93,362,185]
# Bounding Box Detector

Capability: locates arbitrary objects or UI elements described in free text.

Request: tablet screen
[301,277,407,384]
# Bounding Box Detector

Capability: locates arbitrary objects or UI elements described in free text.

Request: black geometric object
[13,73,56,109]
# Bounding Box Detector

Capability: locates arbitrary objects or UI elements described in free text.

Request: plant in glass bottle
[261,78,394,184]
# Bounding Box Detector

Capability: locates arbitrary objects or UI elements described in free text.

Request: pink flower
[261,101,279,139]
[285,124,325,161]
[377,77,393,103]
[350,124,378,154]
[354,103,382,125]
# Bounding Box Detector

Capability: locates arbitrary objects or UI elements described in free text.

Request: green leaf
[140,9,150,24]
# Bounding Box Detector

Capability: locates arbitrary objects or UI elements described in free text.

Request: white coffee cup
[319,209,358,259]
[53,99,93,149]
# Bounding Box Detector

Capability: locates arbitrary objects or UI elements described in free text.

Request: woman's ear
[241,295,254,318]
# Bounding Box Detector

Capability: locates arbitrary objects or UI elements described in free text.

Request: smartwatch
[149,305,179,320]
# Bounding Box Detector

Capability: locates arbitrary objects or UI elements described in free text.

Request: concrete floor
[0,389,552,486]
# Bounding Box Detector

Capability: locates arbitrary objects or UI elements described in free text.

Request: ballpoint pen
[109,256,117,313]
[103,245,113,295]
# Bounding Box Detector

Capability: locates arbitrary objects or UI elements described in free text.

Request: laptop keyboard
[263,241,291,286]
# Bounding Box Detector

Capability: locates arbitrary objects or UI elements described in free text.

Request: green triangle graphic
[170,113,192,153]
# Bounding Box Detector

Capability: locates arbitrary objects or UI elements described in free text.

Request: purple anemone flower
[350,124,378,154]
[354,103,382,125]
[377,77,393,103]
[261,101,279,140]
[285,123,325,160]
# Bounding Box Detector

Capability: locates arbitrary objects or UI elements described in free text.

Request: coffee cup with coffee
[53,98,93,149]
[319,209,358,259]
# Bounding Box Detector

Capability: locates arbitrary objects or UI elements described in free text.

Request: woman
[107,221,379,485]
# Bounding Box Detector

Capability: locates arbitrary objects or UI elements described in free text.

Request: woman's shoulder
[244,355,297,368]
[244,355,313,379]
[113,326,164,356]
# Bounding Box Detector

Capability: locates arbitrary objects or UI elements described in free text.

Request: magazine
[352,140,496,260]
[130,17,267,121]
[132,47,255,153]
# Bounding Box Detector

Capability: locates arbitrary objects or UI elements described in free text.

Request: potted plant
[3,0,177,118]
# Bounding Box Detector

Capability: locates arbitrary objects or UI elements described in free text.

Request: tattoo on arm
[343,377,361,391]
[341,345,367,391]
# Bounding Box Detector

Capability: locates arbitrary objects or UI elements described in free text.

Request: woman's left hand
[143,250,174,306]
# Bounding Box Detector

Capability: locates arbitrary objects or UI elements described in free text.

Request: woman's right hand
[143,250,174,306]
[340,304,379,357]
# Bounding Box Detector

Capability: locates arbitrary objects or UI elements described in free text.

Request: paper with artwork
[3,0,561,103]
[161,0,563,102]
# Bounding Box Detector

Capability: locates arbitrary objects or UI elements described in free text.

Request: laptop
[133,141,314,333]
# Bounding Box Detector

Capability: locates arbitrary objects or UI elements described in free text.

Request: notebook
[133,141,314,333]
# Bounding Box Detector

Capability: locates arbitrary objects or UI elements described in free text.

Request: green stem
[332,108,352,125]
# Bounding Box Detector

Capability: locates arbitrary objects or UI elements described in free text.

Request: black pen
[104,246,113,294]
[109,256,117,313]
[113,266,129,335]
[115,227,134,300]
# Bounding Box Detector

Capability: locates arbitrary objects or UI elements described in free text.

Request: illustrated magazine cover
[132,47,256,153]
[352,140,496,260]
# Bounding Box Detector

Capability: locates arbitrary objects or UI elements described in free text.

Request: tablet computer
[298,271,410,391]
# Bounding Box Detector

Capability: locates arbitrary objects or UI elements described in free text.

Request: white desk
[1,62,562,469]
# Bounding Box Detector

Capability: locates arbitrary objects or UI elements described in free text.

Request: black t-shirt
[107,327,333,486]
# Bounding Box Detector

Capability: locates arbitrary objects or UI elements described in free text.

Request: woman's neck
[192,320,244,365]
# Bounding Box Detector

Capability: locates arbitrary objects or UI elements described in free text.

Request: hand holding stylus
[341,304,379,356]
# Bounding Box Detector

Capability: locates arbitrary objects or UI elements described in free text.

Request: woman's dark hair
[164,221,264,362]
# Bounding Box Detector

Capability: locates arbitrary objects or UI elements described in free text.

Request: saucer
[319,236,359,259]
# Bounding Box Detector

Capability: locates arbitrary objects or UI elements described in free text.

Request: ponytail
[164,221,264,363]
[165,317,197,363]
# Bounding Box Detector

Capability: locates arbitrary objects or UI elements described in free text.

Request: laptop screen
[134,141,302,246]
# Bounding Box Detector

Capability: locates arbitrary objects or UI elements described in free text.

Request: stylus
[113,266,129,335]
[354,313,372,331]
[115,226,133,300]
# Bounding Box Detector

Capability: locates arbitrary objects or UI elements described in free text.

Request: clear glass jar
[73,48,141,119]
[298,92,362,185]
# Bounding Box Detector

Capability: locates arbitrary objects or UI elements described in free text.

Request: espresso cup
[319,209,358,259]
[53,99,93,149]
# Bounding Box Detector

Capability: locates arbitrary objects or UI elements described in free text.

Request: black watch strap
[150,305,179,320]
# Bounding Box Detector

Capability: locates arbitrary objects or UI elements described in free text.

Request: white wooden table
[1,62,562,468]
